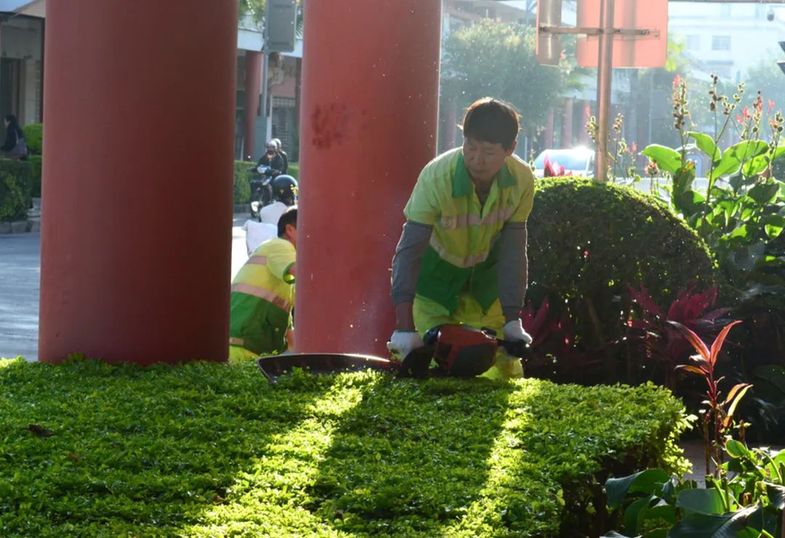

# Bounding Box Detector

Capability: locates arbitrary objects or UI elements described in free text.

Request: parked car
[532,147,594,178]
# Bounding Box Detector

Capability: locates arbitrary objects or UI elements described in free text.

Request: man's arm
[497,221,528,323]
[391,221,432,330]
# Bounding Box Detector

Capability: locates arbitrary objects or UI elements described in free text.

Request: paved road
[0,216,252,361]
[0,232,40,361]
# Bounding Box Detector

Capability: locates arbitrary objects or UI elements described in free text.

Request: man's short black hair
[277,206,297,237]
[462,97,520,150]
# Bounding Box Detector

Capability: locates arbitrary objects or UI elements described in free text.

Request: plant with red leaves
[520,298,601,382]
[671,320,751,477]
[626,285,729,388]
[543,157,569,178]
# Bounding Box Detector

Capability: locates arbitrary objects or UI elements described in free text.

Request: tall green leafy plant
[642,75,785,293]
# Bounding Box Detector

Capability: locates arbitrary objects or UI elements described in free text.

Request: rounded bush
[527,178,717,351]
[22,123,42,155]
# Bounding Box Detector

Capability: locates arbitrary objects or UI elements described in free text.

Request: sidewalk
[0,212,252,361]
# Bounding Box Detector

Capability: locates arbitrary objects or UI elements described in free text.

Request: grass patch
[0,358,690,536]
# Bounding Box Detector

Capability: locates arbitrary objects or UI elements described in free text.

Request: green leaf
[725,439,752,460]
[623,495,654,531]
[669,504,763,538]
[765,483,785,510]
[710,152,742,181]
[606,469,671,509]
[729,225,749,239]
[729,140,770,161]
[675,189,706,216]
[676,488,725,515]
[643,145,683,174]
[688,132,721,164]
[741,154,770,178]
[748,182,780,205]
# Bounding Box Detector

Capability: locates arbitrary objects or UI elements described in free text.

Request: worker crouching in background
[230,207,297,361]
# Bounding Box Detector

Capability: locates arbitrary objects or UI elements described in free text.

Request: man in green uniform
[388,97,534,379]
[229,207,297,361]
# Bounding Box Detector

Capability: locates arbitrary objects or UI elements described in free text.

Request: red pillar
[243,51,263,161]
[39,1,237,364]
[296,0,441,356]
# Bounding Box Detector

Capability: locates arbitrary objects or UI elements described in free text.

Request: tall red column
[296,0,441,356]
[39,1,237,364]
[243,51,263,161]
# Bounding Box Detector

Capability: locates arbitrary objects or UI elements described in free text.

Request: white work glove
[503,319,533,344]
[386,330,424,360]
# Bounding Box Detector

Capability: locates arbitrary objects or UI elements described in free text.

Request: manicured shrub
[27,155,42,198]
[526,178,717,382]
[0,358,690,537]
[22,123,42,155]
[234,160,251,205]
[0,159,31,221]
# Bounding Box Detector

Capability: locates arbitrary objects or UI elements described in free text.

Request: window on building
[711,36,731,51]
[686,35,700,50]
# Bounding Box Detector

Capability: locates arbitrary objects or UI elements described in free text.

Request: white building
[669,2,785,81]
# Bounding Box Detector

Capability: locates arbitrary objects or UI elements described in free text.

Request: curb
[0,219,38,234]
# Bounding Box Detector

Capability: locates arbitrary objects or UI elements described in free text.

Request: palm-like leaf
[709,320,742,367]
[668,320,711,362]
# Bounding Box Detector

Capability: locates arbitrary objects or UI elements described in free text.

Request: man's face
[462,137,515,184]
[285,224,297,248]
[266,144,277,154]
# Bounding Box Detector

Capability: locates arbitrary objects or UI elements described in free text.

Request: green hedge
[22,123,42,155]
[27,155,42,198]
[0,159,31,221]
[0,358,690,537]
[234,160,251,205]
[528,178,717,356]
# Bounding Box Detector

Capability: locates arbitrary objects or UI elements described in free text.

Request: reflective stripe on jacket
[403,147,534,313]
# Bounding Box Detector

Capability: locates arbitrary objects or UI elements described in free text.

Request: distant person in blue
[1,114,27,160]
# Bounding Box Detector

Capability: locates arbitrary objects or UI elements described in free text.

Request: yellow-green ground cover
[0,358,690,536]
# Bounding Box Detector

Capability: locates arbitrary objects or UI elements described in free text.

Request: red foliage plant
[626,284,729,387]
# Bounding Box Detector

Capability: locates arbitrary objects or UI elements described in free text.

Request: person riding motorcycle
[257,141,286,176]
[250,141,287,218]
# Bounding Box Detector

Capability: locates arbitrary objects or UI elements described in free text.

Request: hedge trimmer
[257,324,531,382]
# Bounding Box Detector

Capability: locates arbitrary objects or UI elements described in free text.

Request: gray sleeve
[497,221,528,322]
[391,221,433,305]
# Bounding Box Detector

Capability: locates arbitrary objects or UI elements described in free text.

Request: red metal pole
[243,51,263,161]
[39,0,237,364]
[296,0,441,356]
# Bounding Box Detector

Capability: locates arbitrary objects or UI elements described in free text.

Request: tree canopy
[441,20,565,137]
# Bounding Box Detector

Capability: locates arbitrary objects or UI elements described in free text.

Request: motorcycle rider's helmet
[271,175,298,205]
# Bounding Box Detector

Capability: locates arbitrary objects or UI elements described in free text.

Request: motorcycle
[248,164,281,220]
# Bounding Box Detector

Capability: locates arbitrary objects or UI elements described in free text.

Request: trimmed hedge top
[0,358,689,537]
[528,178,717,348]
